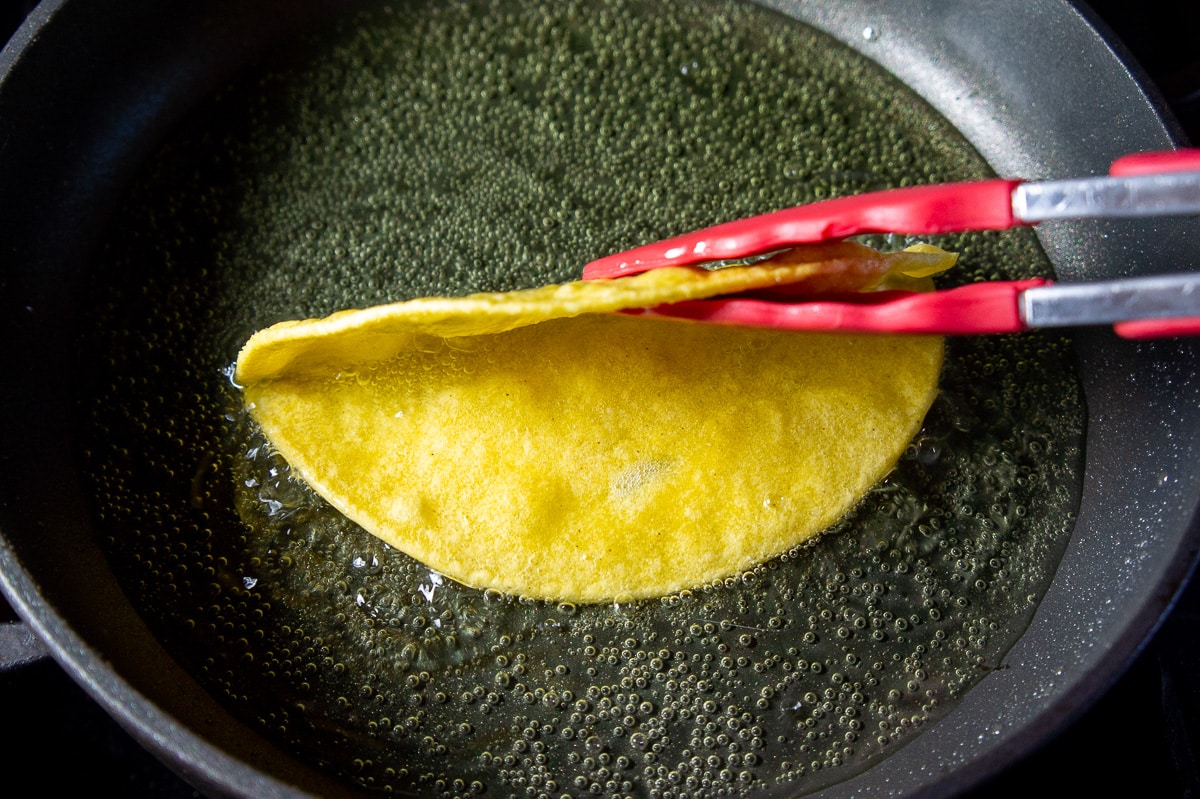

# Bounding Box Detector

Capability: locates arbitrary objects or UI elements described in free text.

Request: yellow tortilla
[235,242,952,602]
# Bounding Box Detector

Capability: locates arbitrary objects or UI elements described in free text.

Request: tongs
[582,149,1200,339]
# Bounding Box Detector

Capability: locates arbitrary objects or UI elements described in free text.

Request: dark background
[1,0,1199,796]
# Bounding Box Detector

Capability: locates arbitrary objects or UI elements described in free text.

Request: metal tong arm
[1023,272,1200,339]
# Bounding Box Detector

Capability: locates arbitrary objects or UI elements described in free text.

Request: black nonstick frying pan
[1,1,1198,797]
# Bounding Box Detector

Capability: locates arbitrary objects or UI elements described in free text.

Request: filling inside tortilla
[234,242,952,602]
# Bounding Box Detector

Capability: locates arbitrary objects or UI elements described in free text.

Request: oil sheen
[77,0,1085,796]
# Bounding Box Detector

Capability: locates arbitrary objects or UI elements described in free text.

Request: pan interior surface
[72,0,1088,795]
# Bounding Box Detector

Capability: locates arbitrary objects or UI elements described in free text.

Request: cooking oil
[76,0,1085,796]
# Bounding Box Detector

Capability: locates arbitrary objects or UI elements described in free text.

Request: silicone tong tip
[632,279,1046,336]
[582,179,1021,279]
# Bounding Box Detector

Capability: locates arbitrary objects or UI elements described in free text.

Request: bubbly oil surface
[77,0,1085,796]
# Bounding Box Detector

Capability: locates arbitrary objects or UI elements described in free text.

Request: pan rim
[773,1,1200,796]
[0,1,1197,797]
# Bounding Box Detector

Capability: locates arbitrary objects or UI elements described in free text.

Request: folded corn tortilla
[234,242,951,602]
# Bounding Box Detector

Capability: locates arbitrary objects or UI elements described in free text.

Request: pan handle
[0,600,49,671]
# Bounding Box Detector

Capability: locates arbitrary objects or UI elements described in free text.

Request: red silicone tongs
[583,150,1200,339]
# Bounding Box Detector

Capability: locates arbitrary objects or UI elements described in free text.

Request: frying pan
[1,0,1197,797]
